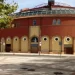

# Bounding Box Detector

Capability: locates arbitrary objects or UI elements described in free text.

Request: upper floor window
[33,20,36,25]
[52,19,61,25]
[52,19,57,25]
[57,19,61,25]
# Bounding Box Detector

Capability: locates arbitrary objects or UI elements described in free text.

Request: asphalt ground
[0,53,75,75]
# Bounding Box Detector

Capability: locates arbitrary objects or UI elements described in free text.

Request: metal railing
[13,9,75,18]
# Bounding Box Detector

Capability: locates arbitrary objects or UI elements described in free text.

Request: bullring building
[0,0,75,54]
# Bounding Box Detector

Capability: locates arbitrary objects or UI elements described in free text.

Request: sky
[6,0,75,12]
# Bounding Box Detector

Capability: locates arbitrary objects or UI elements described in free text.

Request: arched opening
[13,36,20,52]
[64,37,73,54]
[41,36,50,53]
[52,36,62,54]
[31,37,38,42]
[21,36,28,52]
[30,37,39,53]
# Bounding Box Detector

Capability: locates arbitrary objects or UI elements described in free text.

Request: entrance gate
[30,37,39,53]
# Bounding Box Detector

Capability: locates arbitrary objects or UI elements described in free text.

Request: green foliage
[0,0,18,28]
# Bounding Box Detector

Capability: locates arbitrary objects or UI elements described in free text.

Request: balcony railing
[13,9,75,18]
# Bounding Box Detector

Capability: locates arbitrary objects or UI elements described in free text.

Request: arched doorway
[41,36,50,53]
[64,37,73,54]
[13,36,20,52]
[5,37,12,52]
[30,37,39,53]
[52,36,62,54]
[21,36,28,52]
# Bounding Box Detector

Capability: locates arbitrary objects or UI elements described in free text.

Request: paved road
[0,54,75,75]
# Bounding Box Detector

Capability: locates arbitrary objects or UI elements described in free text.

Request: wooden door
[5,44,11,52]
[64,47,73,54]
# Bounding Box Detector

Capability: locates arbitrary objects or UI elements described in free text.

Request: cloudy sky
[6,0,75,12]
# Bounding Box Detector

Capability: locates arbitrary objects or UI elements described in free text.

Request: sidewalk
[0,52,74,57]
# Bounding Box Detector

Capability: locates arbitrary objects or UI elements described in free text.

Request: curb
[0,53,74,57]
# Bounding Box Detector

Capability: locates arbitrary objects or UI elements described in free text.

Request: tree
[0,0,18,28]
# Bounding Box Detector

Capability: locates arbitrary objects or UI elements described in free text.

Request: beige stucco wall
[29,26,40,38]
[1,38,5,52]
[13,37,20,52]
[52,36,61,53]
[41,36,50,53]
[6,37,11,44]
[21,36,28,52]
[64,37,73,44]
